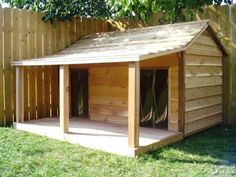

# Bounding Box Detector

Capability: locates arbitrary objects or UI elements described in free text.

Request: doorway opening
[140,69,168,129]
[71,69,89,117]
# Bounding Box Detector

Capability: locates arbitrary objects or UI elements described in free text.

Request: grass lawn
[0,125,235,177]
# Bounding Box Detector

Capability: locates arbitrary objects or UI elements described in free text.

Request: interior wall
[88,63,129,124]
[140,53,180,132]
[70,54,180,129]
[184,30,223,136]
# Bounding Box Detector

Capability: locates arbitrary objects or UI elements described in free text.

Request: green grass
[0,125,235,177]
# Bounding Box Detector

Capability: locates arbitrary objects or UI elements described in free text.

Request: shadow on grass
[142,125,236,166]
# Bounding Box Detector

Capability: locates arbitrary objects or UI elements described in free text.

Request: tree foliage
[3,0,233,22]
[3,0,112,21]
[108,0,233,23]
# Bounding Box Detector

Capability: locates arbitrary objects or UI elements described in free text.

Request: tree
[108,0,233,23]
[3,0,112,21]
[3,0,233,22]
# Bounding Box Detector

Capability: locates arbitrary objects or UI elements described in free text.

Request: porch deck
[14,118,183,157]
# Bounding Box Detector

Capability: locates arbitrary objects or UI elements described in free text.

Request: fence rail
[0,7,108,125]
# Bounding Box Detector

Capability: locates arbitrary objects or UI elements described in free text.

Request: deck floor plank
[14,117,182,157]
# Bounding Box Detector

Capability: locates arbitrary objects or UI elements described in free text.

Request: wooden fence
[1,5,236,125]
[107,5,236,125]
[0,7,108,125]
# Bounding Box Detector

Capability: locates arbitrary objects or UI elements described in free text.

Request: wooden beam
[59,65,69,133]
[16,67,24,123]
[128,62,140,148]
[179,52,185,133]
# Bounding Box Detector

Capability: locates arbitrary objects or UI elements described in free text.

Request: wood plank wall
[108,5,236,125]
[71,55,180,128]
[184,30,223,135]
[196,5,236,125]
[0,7,108,125]
[89,63,129,124]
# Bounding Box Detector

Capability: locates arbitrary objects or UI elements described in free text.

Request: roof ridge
[83,20,209,39]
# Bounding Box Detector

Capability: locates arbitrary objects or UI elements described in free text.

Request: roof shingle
[12,20,210,66]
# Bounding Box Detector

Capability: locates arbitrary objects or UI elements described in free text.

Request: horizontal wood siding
[184,31,223,135]
[87,54,180,127]
[108,5,236,125]
[89,64,129,124]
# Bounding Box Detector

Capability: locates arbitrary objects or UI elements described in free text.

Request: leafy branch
[3,0,233,22]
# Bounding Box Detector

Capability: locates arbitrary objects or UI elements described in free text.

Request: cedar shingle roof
[12,20,219,66]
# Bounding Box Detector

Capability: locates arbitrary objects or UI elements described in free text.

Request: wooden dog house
[12,20,225,156]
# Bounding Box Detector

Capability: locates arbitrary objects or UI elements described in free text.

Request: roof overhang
[206,25,228,56]
[11,55,140,66]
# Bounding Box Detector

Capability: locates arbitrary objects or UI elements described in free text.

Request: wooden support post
[59,65,69,133]
[128,62,140,148]
[178,52,185,133]
[16,67,24,123]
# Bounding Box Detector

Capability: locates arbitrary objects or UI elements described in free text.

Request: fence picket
[0,8,108,125]
[0,7,4,125]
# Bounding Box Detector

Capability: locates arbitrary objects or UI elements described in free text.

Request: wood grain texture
[0,8,108,125]
[184,30,223,135]
[185,76,222,88]
[185,86,222,101]
[3,8,12,124]
[185,54,222,66]
[59,65,69,133]
[185,104,222,123]
[12,20,209,66]
[186,44,223,57]
[87,54,180,134]
[178,52,185,133]
[15,67,24,123]
[109,6,232,126]
[14,117,183,157]
[185,113,222,135]
[128,62,140,148]
[89,64,128,124]
[168,66,179,132]
[0,7,3,125]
